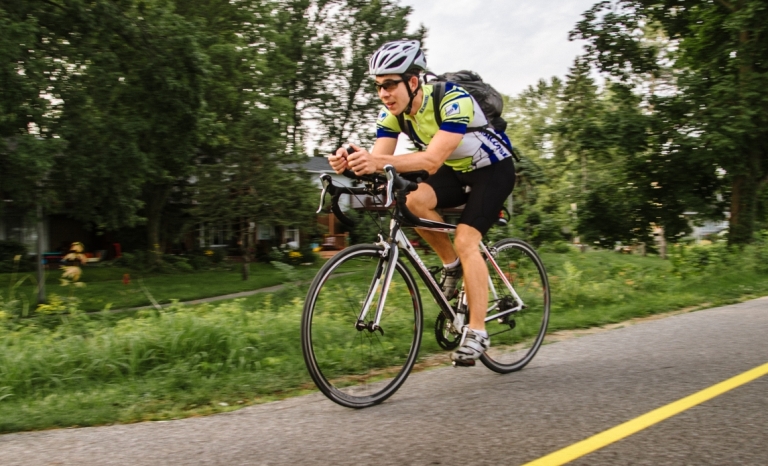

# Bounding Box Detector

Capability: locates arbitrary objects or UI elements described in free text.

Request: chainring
[434,312,461,350]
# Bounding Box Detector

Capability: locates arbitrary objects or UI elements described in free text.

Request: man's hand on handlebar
[346,143,377,176]
[328,147,350,175]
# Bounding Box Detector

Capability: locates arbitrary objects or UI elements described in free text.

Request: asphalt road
[2,297,767,465]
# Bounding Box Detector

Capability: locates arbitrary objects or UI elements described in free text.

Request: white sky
[399,0,598,96]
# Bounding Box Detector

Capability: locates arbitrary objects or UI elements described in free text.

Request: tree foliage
[1,0,424,258]
[571,0,768,244]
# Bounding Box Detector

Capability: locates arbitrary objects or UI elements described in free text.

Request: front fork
[355,235,399,334]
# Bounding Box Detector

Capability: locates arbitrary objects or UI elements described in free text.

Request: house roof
[304,156,335,174]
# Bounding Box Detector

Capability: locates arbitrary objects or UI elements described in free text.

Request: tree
[572,0,768,244]
[183,0,324,278]
[308,0,427,153]
[1,0,209,261]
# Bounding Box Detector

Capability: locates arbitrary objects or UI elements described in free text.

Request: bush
[211,248,226,264]
[174,261,194,273]
[0,241,33,273]
[114,251,151,271]
[162,255,194,273]
[265,244,318,266]
[0,241,27,261]
[669,241,734,277]
[297,244,319,265]
[344,209,387,245]
[750,231,768,274]
[540,240,573,254]
[189,255,211,270]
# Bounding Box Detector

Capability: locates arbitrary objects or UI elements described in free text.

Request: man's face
[374,74,417,115]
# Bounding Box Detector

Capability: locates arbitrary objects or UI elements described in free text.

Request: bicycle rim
[301,244,423,408]
[480,239,550,373]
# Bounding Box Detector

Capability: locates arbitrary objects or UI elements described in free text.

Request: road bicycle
[301,165,550,408]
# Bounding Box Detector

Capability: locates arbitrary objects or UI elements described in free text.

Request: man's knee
[454,225,482,256]
[405,185,436,214]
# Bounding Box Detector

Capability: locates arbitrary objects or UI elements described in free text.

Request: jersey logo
[378,111,388,121]
[445,102,460,117]
[419,94,430,113]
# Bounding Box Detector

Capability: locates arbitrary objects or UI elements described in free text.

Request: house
[0,209,113,262]
[682,212,729,241]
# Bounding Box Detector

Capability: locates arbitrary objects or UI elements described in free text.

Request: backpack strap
[395,113,426,152]
[432,81,446,128]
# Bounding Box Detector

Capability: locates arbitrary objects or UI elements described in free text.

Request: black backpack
[430,70,508,133]
[395,70,519,161]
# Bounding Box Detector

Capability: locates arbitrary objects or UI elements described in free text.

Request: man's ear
[408,75,420,92]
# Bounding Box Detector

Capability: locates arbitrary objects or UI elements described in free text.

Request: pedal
[452,359,476,367]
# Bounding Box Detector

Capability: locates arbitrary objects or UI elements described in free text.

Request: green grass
[0,244,767,433]
[0,262,315,312]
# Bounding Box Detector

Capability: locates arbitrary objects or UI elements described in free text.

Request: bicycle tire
[301,244,423,408]
[480,239,550,374]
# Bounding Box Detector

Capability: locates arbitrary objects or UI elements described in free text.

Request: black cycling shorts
[424,157,516,236]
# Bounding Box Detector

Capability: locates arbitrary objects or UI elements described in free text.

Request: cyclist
[327,40,516,364]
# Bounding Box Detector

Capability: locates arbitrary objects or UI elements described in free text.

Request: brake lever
[383,165,396,208]
[316,174,332,214]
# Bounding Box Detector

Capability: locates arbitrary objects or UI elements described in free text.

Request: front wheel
[480,239,550,374]
[301,244,423,408]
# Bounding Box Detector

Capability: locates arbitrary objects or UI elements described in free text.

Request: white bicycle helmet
[368,40,427,76]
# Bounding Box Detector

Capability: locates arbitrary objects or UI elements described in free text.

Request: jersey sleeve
[375,108,401,139]
[438,84,474,134]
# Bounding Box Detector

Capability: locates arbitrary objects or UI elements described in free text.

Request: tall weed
[669,242,735,278]
[0,298,304,400]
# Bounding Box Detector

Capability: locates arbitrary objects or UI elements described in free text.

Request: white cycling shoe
[451,327,489,366]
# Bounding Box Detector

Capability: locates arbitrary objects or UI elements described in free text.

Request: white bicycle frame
[354,219,525,335]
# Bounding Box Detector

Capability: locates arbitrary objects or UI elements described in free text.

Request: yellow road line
[524,362,768,466]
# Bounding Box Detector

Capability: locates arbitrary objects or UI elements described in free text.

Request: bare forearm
[372,151,443,174]
[349,131,461,176]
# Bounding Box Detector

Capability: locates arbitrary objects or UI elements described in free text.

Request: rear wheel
[480,239,550,374]
[301,244,423,408]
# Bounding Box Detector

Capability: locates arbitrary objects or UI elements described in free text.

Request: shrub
[163,255,194,273]
[189,254,210,270]
[751,231,768,274]
[297,244,319,265]
[211,248,226,264]
[114,251,151,271]
[0,241,32,273]
[174,260,194,273]
[670,242,734,277]
[540,240,572,254]
[0,241,27,261]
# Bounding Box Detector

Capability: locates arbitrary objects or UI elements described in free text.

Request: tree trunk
[240,219,250,281]
[36,202,46,305]
[658,226,667,260]
[728,170,759,245]
[728,26,762,245]
[144,184,172,263]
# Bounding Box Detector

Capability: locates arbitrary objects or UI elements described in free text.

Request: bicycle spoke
[301,245,423,408]
[480,239,550,373]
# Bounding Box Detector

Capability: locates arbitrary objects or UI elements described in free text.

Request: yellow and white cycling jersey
[376,83,514,173]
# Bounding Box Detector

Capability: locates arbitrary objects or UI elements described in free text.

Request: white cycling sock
[471,329,488,338]
[443,258,460,269]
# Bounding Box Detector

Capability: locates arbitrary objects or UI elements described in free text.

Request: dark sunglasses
[373,79,403,92]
